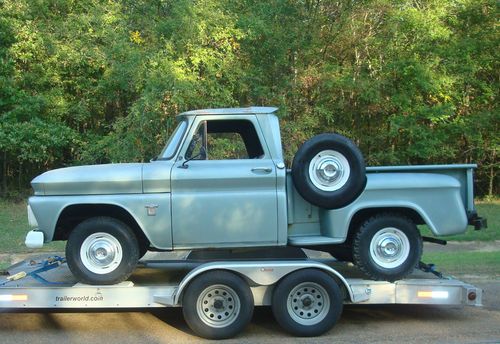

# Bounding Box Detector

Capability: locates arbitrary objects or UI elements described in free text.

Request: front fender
[28,193,173,249]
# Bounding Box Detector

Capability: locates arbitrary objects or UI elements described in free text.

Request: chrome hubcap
[370,227,410,269]
[80,232,123,274]
[197,285,240,328]
[287,282,330,325]
[309,150,350,191]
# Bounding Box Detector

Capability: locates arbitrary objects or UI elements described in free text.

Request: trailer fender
[173,261,360,305]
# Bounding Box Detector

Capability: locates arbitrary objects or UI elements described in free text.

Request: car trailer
[0,254,482,339]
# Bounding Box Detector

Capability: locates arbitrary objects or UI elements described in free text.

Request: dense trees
[0,0,498,197]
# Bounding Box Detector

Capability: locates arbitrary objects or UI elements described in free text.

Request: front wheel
[271,269,343,337]
[66,217,139,285]
[352,213,423,282]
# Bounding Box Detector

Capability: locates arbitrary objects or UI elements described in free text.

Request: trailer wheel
[353,213,423,282]
[182,270,254,339]
[271,269,343,337]
[292,133,366,209]
[66,217,139,285]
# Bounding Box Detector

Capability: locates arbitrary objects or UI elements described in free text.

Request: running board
[288,235,343,246]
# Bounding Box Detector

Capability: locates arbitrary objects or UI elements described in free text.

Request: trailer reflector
[417,291,449,299]
[0,294,28,301]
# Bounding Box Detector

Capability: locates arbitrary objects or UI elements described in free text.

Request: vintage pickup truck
[24,107,485,285]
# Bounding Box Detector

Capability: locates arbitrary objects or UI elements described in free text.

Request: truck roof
[178,106,278,116]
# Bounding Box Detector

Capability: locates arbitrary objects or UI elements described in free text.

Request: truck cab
[145,107,288,249]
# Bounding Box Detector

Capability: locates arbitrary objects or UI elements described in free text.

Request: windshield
[159,120,188,159]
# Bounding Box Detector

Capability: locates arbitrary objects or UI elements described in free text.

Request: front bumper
[26,205,44,248]
[25,230,44,249]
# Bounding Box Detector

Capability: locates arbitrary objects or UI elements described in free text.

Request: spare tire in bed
[291,133,366,209]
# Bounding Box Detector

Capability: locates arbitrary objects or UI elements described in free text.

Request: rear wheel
[271,269,343,337]
[66,217,139,285]
[353,213,422,281]
[182,270,254,339]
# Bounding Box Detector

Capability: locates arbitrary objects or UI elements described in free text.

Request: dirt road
[0,279,498,344]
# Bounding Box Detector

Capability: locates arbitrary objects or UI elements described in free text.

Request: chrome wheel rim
[286,282,330,325]
[370,227,410,269]
[308,150,350,191]
[196,284,240,328]
[80,232,123,274]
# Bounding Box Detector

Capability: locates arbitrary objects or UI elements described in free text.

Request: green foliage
[0,0,498,196]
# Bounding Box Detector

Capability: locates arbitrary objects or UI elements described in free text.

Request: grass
[419,199,499,241]
[0,261,9,270]
[0,199,64,254]
[422,251,500,277]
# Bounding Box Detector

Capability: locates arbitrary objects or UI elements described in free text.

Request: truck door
[170,115,279,248]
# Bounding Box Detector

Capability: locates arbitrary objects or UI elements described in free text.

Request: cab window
[186,119,265,160]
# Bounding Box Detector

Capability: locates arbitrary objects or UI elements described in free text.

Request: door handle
[251,167,273,173]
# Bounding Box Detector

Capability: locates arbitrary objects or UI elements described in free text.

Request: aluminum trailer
[0,254,482,339]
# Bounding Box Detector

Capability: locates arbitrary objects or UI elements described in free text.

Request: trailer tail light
[468,291,477,301]
[417,291,449,299]
[0,294,28,301]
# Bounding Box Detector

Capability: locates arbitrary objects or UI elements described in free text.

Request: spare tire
[292,133,366,209]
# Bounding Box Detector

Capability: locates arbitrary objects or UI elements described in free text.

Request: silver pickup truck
[24,107,485,285]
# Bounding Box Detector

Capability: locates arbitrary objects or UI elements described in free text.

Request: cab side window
[186,119,265,160]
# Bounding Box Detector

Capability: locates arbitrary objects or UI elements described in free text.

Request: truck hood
[31,163,144,196]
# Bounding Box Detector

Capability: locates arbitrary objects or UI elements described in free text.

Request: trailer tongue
[0,254,482,339]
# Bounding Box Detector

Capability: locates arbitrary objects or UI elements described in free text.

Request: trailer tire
[271,269,343,337]
[66,217,139,285]
[182,270,254,339]
[353,213,423,282]
[292,133,366,209]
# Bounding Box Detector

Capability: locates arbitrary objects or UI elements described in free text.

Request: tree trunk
[1,151,7,198]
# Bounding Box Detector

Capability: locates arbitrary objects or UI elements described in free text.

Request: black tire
[292,133,366,209]
[352,213,423,282]
[66,217,140,285]
[271,269,343,337]
[138,244,149,259]
[182,270,254,339]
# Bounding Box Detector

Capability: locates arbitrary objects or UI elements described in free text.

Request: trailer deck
[0,254,482,309]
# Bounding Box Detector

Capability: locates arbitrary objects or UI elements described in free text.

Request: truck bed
[287,164,480,246]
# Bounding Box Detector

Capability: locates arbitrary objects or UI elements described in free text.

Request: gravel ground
[0,293,499,344]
